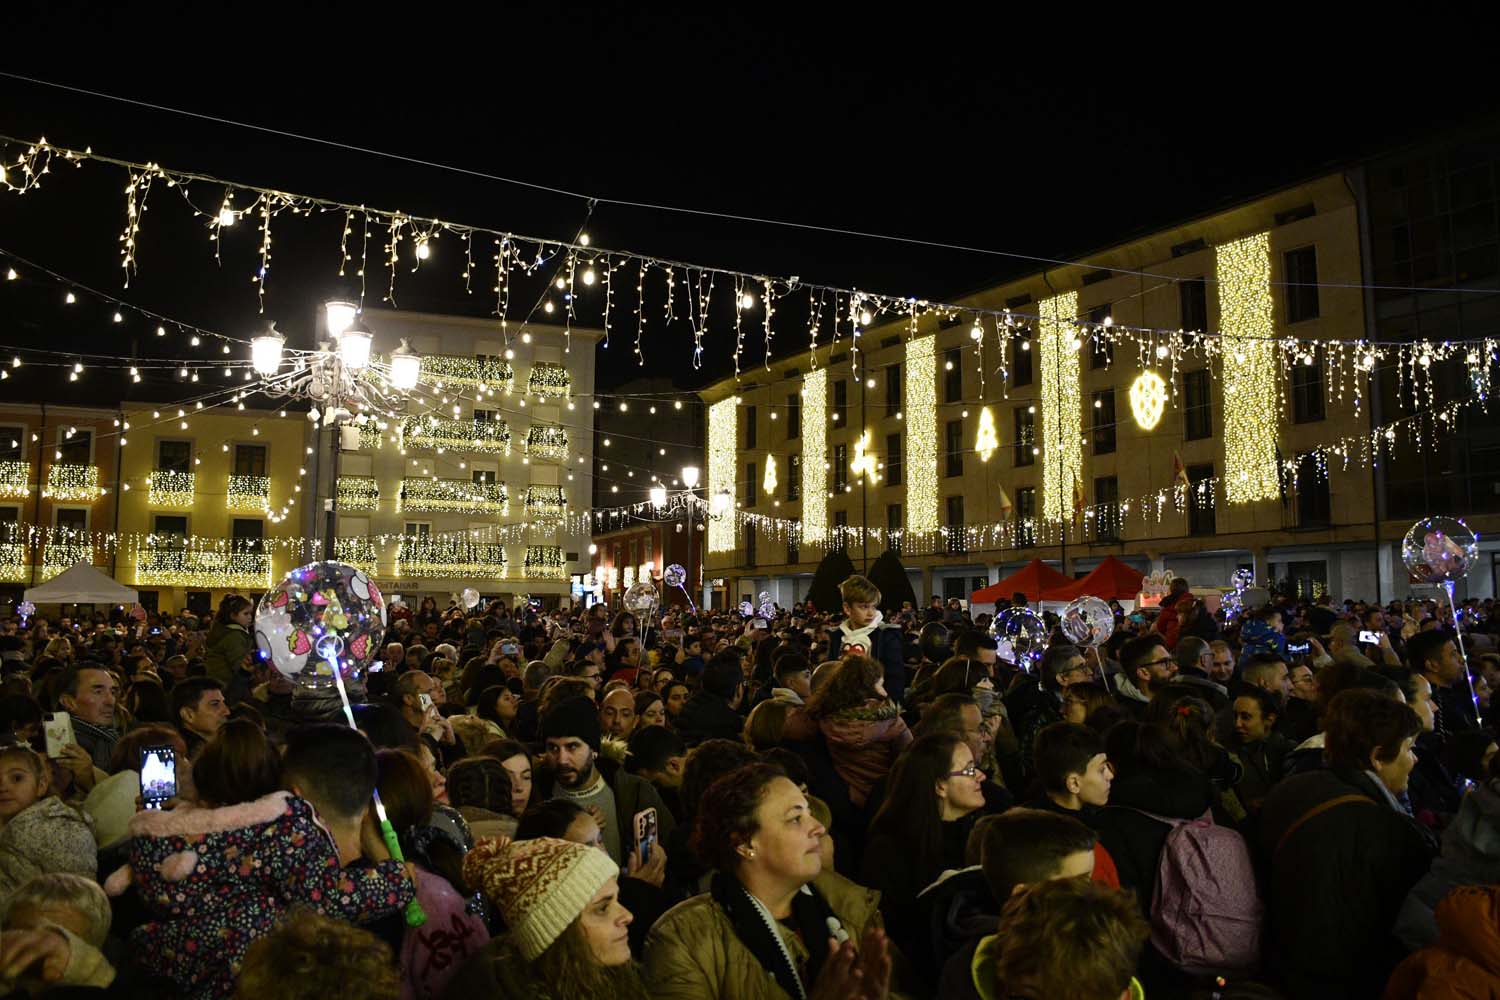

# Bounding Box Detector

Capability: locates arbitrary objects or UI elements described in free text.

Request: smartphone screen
[43,712,76,759]
[140,745,177,809]
[419,692,434,711]
[633,807,658,865]
[1359,630,1381,645]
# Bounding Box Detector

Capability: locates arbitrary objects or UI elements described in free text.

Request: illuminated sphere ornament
[663,564,686,588]
[1060,596,1114,647]
[757,591,774,618]
[461,587,481,610]
[993,607,1047,666]
[1129,371,1168,430]
[1402,516,1479,584]
[739,600,755,617]
[254,561,386,691]
[918,622,952,663]
[624,581,659,613]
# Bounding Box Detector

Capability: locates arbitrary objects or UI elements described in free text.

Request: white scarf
[837,610,884,657]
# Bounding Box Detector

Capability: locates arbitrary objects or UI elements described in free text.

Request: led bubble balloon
[1402,516,1478,584]
[757,590,774,618]
[663,564,686,588]
[255,561,386,691]
[461,587,481,610]
[624,581,659,613]
[994,607,1047,665]
[740,600,755,617]
[1061,596,1115,647]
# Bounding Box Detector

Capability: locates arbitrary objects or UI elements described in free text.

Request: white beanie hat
[463,836,618,960]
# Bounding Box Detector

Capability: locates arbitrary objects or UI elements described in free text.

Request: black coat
[673,691,743,747]
[1255,767,1436,1000]
[1092,765,1216,914]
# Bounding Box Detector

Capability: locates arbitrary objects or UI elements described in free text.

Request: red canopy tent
[970,559,1074,605]
[1050,556,1146,602]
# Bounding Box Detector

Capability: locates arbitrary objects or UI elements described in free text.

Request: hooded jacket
[203,620,254,692]
[1091,766,1216,913]
[1396,780,1500,951]
[784,699,912,808]
[1384,885,1500,1000]
[0,795,98,904]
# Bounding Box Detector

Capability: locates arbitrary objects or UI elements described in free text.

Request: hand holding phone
[633,807,658,866]
[139,745,177,810]
[1358,630,1381,645]
[43,713,76,759]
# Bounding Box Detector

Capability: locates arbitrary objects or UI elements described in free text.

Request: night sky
[2,7,1496,400]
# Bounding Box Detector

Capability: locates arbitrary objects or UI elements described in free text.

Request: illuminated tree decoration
[1216,232,1281,504]
[146,470,196,509]
[43,464,102,502]
[399,477,509,514]
[905,335,938,534]
[1128,371,1168,430]
[707,396,739,553]
[524,545,567,580]
[417,353,514,392]
[525,423,570,462]
[523,484,568,522]
[396,537,508,579]
[336,476,381,512]
[401,415,512,455]
[136,546,271,589]
[226,474,271,513]
[801,372,828,543]
[974,407,999,462]
[0,461,30,500]
[763,454,778,497]
[1039,292,1082,522]
[526,362,572,398]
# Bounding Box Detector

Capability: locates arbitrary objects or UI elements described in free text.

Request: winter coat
[829,620,908,704]
[862,811,978,975]
[1395,780,1500,951]
[1255,767,1436,1000]
[0,795,98,904]
[1229,732,1294,813]
[202,621,253,692]
[643,870,897,1000]
[401,867,489,1000]
[111,790,416,1000]
[784,699,911,808]
[674,691,744,747]
[1091,765,1216,915]
[1153,596,1186,650]
[1384,885,1500,999]
[532,755,677,855]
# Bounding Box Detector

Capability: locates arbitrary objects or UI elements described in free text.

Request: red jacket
[1384,885,1500,999]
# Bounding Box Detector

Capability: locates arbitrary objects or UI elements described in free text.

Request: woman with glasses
[860,732,988,971]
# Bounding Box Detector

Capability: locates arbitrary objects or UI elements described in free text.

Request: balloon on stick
[1403,516,1482,724]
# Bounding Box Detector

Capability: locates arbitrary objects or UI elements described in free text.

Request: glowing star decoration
[763,454,778,498]
[801,370,829,543]
[1129,371,1168,430]
[974,407,999,462]
[254,561,386,691]
[1039,292,1082,522]
[706,396,739,554]
[904,335,938,534]
[1216,232,1281,504]
[851,430,879,483]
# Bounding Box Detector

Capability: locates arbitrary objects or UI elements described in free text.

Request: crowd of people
[0,575,1498,999]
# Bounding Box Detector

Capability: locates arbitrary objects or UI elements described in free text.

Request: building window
[945,420,964,478]
[59,430,91,466]
[745,405,757,449]
[786,536,799,565]
[1012,332,1033,387]
[1187,464,1216,536]
[834,444,848,492]
[1094,475,1120,542]
[1088,304,1114,369]
[787,454,801,502]
[153,515,187,545]
[885,433,902,487]
[1183,370,1212,440]
[887,503,903,555]
[1296,453,1332,527]
[944,349,963,402]
[885,363,902,412]
[1284,559,1329,600]
[473,409,497,423]
[1015,486,1036,547]
[1291,354,1326,423]
[404,521,431,536]
[1092,390,1116,455]
[233,444,266,476]
[1014,407,1036,466]
[745,524,757,567]
[157,440,192,473]
[231,518,264,551]
[834,379,848,425]
[0,426,24,461]
[1179,277,1209,333]
[744,463,756,507]
[946,495,966,554]
[1284,246,1320,323]
[785,393,801,439]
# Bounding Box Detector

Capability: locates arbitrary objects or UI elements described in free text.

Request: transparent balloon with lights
[254,561,386,691]
[624,581,659,613]
[461,587,481,610]
[1060,596,1114,647]
[992,607,1047,668]
[1401,516,1478,584]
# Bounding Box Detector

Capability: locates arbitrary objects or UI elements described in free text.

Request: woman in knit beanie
[449,837,648,1000]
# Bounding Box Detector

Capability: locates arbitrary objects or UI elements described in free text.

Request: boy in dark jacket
[827,574,908,703]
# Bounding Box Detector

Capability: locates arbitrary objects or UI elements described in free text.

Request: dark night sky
[2,6,1497,398]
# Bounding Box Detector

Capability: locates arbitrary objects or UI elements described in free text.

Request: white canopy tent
[24,563,139,606]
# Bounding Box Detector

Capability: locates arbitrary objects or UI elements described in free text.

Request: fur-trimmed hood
[126,790,293,838]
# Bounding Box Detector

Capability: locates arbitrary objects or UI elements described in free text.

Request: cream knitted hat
[463,836,619,960]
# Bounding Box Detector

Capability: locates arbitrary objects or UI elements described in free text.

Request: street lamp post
[681,465,700,610]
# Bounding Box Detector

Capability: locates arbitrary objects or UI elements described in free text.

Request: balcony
[416,353,515,392]
[526,362,571,399]
[523,485,567,522]
[43,464,102,502]
[147,470,196,508]
[355,421,386,451]
[523,545,566,580]
[0,461,30,500]
[335,536,379,571]
[135,547,272,589]
[0,541,27,582]
[525,424,570,462]
[396,539,508,579]
[401,416,512,455]
[38,541,96,581]
[399,477,509,514]
[336,476,381,512]
[226,475,271,513]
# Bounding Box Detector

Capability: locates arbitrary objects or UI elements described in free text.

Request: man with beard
[538,695,675,864]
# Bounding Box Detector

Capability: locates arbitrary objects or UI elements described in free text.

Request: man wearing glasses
[1113,635,1177,717]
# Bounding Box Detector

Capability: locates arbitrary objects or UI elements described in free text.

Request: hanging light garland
[145,470,196,508]
[335,476,381,512]
[523,545,567,580]
[225,474,272,513]
[524,423,570,462]
[527,362,572,398]
[399,477,509,514]
[42,464,103,502]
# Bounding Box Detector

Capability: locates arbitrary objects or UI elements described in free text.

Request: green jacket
[203,622,253,688]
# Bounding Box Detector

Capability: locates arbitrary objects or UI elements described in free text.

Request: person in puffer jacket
[1395,768,1500,951]
[1237,608,1288,666]
[782,656,911,808]
[0,745,97,906]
